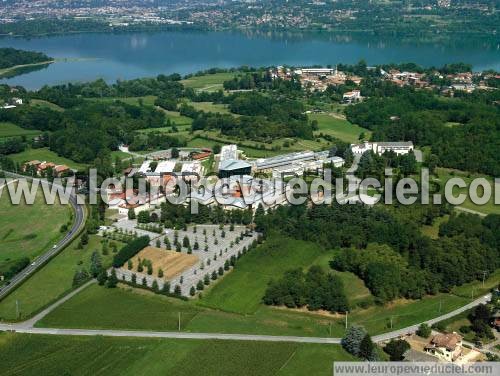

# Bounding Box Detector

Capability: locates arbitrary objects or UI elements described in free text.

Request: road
[0,281,491,345]
[0,171,86,301]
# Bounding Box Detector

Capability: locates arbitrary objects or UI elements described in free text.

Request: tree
[131,273,137,285]
[72,269,89,287]
[384,339,410,361]
[341,325,366,357]
[106,268,118,288]
[162,282,170,295]
[90,251,102,277]
[183,236,190,248]
[196,280,204,291]
[127,259,133,270]
[152,280,159,293]
[359,334,376,360]
[158,268,164,278]
[156,239,161,248]
[81,231,89,246]
[128,208,136,220]
[174,284,181,296]
[189,286,196,296]
[211,271,218,280]
[164,237,171,249]
[416,323,431,338]
[204,274,210,285]
[97,269,107,285]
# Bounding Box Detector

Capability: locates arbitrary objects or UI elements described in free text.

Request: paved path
[455,206,487,217]
[0,280,491,345]
[0,171,86,301]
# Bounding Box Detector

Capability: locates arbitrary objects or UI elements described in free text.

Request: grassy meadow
[309,113,370,144]
[181,72,236,91]
[0,122,41,139]
[0,187,71,279]
[0,235,122,321]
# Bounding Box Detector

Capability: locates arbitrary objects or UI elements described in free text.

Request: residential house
[424,332,463,362]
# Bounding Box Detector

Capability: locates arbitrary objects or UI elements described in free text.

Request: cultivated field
[125,246,199,280]
[0,332,355,376]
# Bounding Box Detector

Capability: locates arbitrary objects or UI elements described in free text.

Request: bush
[384,339,410,361]
[417,323,432,338]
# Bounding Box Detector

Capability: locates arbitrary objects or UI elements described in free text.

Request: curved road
[0,171,86,301]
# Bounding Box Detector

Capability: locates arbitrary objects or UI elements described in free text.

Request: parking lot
[113,219,258,296]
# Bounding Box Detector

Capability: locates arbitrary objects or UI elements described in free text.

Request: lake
[0,30,499,89]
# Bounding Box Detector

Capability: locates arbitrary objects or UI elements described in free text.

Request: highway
[0,171,86,301]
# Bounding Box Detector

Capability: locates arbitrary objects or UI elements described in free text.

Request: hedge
[112,236,150,267]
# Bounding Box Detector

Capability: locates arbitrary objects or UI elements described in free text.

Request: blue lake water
[0,31,499,89]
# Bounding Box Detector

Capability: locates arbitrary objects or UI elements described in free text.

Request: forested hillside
[0,48,51,69]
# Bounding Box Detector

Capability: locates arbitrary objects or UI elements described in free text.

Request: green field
[0,122,41,139]
[0,187,71,276]
[309,113,370,143]
[450,269,500,299]
[188,101,232,114]
[36,233,482,338]
[0,333,355,376]
[181,72,236,91]
[0,235,121,321]
[9,147,87,171]
[200,236,326,314]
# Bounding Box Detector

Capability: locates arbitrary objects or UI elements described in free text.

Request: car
[52,244,57,249]
[31,262,36,266]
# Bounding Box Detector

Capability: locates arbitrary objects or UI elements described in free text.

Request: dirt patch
[124,246,199,280]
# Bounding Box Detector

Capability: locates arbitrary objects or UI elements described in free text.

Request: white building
[343,90,362,103]
[220,144,238,161]
[295,68,334,76]
[351,141,414,156]
[154,160,176,174]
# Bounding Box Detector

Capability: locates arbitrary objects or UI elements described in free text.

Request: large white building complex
[350,141,414,156]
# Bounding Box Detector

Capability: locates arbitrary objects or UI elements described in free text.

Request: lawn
[0,186,72,275]
[0,333,355,376]
[9,147,87,171]
[0,235,121,321]
[309,113,370,144]
[0,122,41,139]
[181,72,236,92]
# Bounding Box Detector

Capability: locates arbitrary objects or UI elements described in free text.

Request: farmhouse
[351,141,414,156]
[424,332,463,362]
